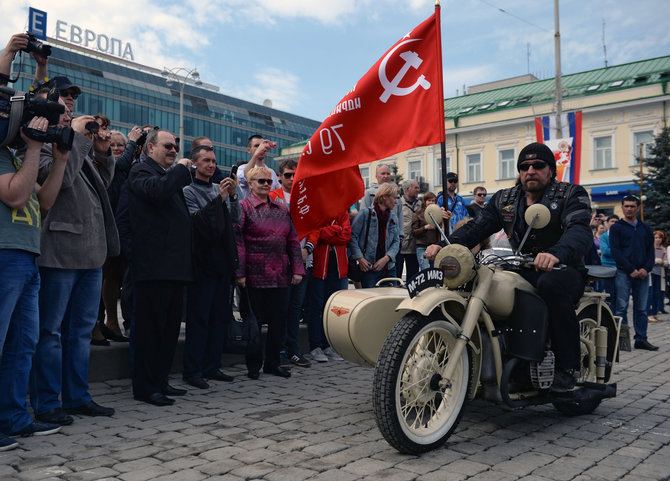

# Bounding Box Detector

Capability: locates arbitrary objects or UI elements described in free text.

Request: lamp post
[160,66,202,147]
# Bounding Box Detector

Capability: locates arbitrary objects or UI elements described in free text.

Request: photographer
[0,33,47,86]
[26,104,119,426]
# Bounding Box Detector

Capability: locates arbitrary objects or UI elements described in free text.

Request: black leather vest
[497,180,572,255]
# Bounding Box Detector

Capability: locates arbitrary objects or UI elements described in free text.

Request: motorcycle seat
[585,265,617,280]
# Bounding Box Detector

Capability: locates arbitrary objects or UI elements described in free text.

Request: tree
[390,163,404,193]
[638,126,670,232]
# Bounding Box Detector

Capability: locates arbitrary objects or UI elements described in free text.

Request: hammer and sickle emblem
[379,38,431,103]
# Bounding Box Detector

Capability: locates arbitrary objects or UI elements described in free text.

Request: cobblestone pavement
[2,313,670,481]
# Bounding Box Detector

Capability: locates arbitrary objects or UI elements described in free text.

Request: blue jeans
[360,270,385,288]
[307,273,348,351]
[0,251,40,434]
[647,273,663,315]
[30,267,102,414]
[615,270,649,341]
[416,246,433,271]
[284,267,311,355]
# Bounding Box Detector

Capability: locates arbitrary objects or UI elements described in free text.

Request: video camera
[0,86,74,150]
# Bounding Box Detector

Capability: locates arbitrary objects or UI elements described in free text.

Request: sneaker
[10,421,60,437]
[0,433,18,451]
[551,369,576,393]
[289,353,312,367]
[323,347,344,361]
[310,347,328,362]
[279,351,291,369]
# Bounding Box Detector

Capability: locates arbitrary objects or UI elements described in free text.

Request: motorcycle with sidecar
[324,203,620,454]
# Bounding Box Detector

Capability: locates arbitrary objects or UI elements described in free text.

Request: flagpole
[434,1,448,204]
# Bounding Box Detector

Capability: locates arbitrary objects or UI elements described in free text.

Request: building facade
[8,37,320,169]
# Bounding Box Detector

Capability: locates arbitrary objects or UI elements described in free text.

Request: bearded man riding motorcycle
[426,142,593,392]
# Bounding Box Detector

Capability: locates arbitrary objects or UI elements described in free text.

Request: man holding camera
[237,134,280,199]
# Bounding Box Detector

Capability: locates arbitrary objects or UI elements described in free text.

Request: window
[466,153,482,183]
[633,131,654,163]
[407,160,421,180]
[360,166,370,188]
[593,136,613,170]
[499,148,515,179]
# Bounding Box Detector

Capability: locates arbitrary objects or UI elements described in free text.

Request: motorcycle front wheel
[373,312,470,454]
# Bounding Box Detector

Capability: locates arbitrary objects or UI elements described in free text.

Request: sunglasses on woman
[253,178,273,185]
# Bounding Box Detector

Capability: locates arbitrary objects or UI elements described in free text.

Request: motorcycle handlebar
[492,254,566,271]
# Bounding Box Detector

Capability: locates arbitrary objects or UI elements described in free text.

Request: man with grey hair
[399,179,420,279]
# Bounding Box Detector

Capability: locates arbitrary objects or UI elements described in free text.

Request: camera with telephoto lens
[23,32,52,58]
[0,86,74,150]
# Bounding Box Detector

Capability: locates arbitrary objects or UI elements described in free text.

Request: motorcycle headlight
[434,244,476,288]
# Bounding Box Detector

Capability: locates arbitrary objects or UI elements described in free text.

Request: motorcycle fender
[395,287,467,318]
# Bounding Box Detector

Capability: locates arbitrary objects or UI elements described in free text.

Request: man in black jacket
[426,142,592,392]
[128,130,193,406]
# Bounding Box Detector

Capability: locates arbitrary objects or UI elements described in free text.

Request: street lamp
[161,66,202,147]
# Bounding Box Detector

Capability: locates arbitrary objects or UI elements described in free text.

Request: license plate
[406,268,444,298]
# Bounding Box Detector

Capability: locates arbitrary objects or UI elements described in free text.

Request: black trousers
[132,280,185,399]
[520,266,585,370]
[247,287,289,372]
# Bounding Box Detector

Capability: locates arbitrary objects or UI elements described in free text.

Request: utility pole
[554,0,563,135]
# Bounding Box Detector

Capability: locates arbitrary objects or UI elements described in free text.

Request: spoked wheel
[373,312,469,454]
[552,317,602,416]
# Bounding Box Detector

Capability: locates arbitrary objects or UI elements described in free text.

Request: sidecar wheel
[373,312,469,454]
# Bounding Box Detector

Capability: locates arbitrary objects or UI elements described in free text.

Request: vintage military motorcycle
[324,204,620,454]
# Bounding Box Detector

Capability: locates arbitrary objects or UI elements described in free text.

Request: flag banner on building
[534,111,582,184]
[291,8,445,238]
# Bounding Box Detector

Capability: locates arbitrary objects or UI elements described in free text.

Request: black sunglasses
[59,90,80,100]
[162,143,179,152]
[193,145,214,153]
[475,193,487,197]
[447,178,458,183]
[283,172,295,179]
[519,160,548,171]
[254,178,273,185]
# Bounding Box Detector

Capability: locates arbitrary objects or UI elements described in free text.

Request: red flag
[291,9,445,238]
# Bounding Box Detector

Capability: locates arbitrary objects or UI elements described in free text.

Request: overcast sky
[4,0,669,121]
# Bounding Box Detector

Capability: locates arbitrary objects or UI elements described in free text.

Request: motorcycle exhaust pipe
[595,327,608,383]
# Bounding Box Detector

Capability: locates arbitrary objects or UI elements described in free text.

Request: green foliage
[638,126,670,232]
[390,163,403,190]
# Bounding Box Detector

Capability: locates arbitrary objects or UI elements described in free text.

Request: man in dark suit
[128,129,193,406]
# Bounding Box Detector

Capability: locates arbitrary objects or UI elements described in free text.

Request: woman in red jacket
[305,211,351,363]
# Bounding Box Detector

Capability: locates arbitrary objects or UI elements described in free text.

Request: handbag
[348,208,372,282]
[225,316,260,354]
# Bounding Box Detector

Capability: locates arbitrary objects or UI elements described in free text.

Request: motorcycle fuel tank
[485,269,535,318]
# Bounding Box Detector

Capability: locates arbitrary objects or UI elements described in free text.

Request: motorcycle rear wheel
[373,312,470,454]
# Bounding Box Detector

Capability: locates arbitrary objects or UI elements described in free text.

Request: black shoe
[36,408,74,426]
[263,366,291,378]
[136,393,174,406]
[91,337,110,346]
[634,339,659,351]
[551,369,576,393]
[204,369,233,382]
[247,371,260,380]
[98,322,129,342]
[9,421,60,437]
[289,353,312,368]
[279,351,291,369]
[163,384,187,396]
[183,375,209,389]
[0,433,18,451]
[65,401,114,417]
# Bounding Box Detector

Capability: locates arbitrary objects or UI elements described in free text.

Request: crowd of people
[1,33,668,453]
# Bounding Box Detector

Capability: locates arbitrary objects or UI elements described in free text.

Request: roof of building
[444,55,670,119]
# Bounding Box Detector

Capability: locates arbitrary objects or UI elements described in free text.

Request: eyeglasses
[162,143,179,152]
[253,178,273,185]
[447,179,458,183]
[519,160,548,171]
[59,90,79,100]
[475,193,487,197]
[283,172,295,179]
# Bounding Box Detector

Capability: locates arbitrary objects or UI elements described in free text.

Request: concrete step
[88,323,311,382]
